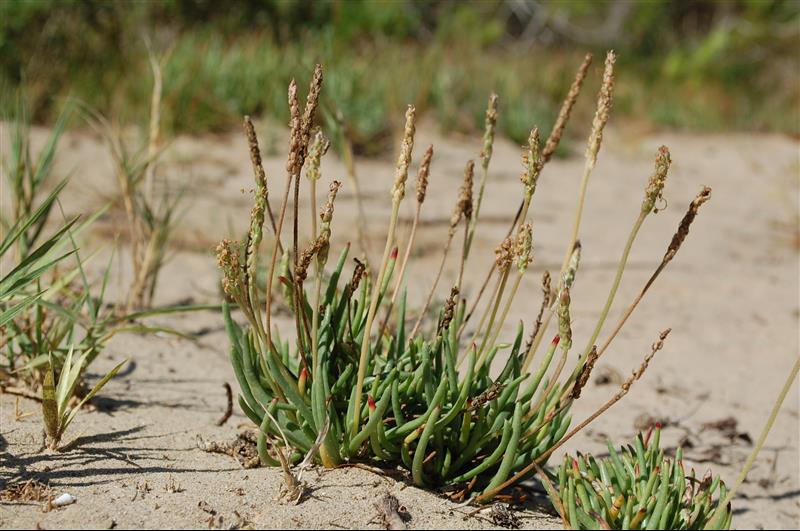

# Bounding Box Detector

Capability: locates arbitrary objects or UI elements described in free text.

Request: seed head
[642,146,670,214]
[521,127,541,199]
[300,64,323,150]
[416,145,433,204]
[317,180,341,268]
[348,258,366,296]
[286,80,302,176]
[543,53,592,164]
[572,346,598,399]
[558,287,572,351]
[450,160,474,231]
[515,223,533,273]
[562,241,582,290]
[481,94,498,169]
[243,116,269,278]
[662,187,711,265]
[391,105,416,203]
[438,286,459,336]
[586,51,616,170]
[494,235,515,273]
[216,239,244,299]
[305,129,330,183]
[296,236,325,284]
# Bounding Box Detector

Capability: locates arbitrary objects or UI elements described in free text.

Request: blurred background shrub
[1,0,797,152]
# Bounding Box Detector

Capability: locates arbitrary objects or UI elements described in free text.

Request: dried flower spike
[216,239,244,299]
[515,223,533,273]
[243,116,269,277]
[494,235,514,273]
[391,105,416,203]
[450,160,475,231]
[561,241,582,290]
[300,64,324,150]
[296,236,325,284]
[415,145,433,204]
[663,187,712,264]
[642,146,670,214]
[305,130,330,183]
[558,288,572,351]
[543,53,592,164]
[521,127,541,199]
[586,51,616,170]
[572,346,598,399]
[317,180,341,267]
[286,80,302,176]
[438,286,459,336]
[481,94,498,169]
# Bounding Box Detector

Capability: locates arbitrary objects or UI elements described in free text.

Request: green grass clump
[0,95,192,448]
[547,426,731,530]
[217,55,718,503]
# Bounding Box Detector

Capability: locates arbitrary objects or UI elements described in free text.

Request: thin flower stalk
[569,146,671,379]
[462,53,592,329]
[408,158,471,340]
[351,105,416,437]
[463,94,498,267]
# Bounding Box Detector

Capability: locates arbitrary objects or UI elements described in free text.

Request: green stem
[706,356,800,529]
[351,204,400,437]
[571,212,646,380]
[475,268,510,369]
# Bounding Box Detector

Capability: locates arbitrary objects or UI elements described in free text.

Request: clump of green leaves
[0,182,77,350]
[547,427,732,530]
[218,56,713,502]
[41,346,126,450]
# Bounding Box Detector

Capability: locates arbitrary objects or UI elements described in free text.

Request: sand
[1,120,798,529]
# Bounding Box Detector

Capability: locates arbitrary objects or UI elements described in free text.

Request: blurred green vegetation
[1,0,798,152]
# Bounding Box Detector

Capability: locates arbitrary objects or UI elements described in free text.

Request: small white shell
[52,493,76,507]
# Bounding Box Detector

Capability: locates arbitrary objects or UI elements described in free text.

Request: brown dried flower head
[438,286,460,335]
[543,53,592,164]
[521,127,541,198]
[494,235,515,273]
[216,239,243,298]
[296,236,325,284]
[416,145,433,204]
[450,160,475,230]
[481,94,498,168]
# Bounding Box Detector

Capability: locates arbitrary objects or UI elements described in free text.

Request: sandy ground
[1,120,798,529]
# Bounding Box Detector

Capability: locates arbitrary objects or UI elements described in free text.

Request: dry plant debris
[372,492,409,530]
[197,430,261,469]
[0,478,53,503]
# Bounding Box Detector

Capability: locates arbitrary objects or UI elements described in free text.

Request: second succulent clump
[547,427,732,530]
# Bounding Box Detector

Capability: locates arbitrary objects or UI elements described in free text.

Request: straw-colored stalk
[352,105,416,436]
[378,145,433,338]
[463,94,498,267]
[705,356,799,529]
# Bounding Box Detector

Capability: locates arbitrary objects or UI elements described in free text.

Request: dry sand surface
[1,121,798,529]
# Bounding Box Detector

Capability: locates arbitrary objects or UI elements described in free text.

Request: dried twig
[215,383,233,426]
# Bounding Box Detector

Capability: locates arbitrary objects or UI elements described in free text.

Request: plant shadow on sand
[1,425,239,490]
